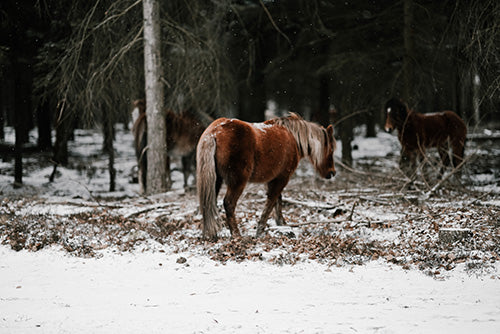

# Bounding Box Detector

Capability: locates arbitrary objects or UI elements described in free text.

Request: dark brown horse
[197,113,337,239]
[384,98,467,176]
[132,99,208,193]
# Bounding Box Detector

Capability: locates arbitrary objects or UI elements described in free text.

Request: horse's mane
[268,113,331,167]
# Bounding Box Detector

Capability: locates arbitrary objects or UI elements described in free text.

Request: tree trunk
[317,74,331,127]
[52,109,73,166]
[143,0,168,194]
[472,70,481,125]
[37,99,52,151]
[403,0,415,105]
[365,109,376,138]
[338,103,353,166]
[12,58,33,187]
[238,71,266,122]
[49,107,74,182]
[102,107,116,192]
[0,84,5,141]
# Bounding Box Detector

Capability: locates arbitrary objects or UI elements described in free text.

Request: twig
[358,196,391,204]
[423,154,473,200]
[258,0,292,46]
[348,201,357,220]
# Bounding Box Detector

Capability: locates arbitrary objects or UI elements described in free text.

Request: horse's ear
[326,124,334,137]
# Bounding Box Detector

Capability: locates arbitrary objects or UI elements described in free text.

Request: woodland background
[1,3,500,330]
[0,0,499,191]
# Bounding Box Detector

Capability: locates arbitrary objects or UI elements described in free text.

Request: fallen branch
[287,219,345,227]
[282,196,338,209]
[422,155,472,200]
[45,200,125,209]
[123,202,182,218]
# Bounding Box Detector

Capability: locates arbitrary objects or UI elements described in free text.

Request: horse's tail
[196,134,220,239]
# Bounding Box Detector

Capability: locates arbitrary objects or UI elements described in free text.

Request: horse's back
[442,110,467,138]
[204,118,299,184]
[414,110,466,148]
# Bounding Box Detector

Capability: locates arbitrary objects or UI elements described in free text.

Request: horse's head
[317,125,337,179]
[384,98,407,133]
[133,99,146,114]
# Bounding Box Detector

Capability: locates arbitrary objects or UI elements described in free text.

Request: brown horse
[197,113,337,239]
[132,99,208,193]
[384,98,467,176]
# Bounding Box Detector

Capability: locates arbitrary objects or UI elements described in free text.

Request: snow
[1,246,499,333]
[1,124,500,332]
[252,122,273,132]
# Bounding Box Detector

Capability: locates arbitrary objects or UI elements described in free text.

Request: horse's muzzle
[385,127,393,133]
[326,171,336,179]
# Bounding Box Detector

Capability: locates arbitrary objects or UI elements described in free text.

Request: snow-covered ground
[1,124,500,333]
[1,246,499,333]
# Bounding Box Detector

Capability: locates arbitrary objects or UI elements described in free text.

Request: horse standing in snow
[384,98,467,176]
[197,113,337,239]
[131,99,209,193]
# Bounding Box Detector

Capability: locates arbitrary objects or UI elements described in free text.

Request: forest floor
[1,125,499,276]
[0,124,499,332]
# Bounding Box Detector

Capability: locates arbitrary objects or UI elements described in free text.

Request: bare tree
[143,0,168,194]
[403,0,415,105]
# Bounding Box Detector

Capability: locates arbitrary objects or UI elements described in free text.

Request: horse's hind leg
[256,178,288,237]
[181,153,195,189]
[451,138,465,178]
[451,139,465,168]
[223,182,246,238]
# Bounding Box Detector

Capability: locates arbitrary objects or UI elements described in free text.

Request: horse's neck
[132,113,146,135]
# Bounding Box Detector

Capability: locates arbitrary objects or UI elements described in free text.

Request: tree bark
[102,106,116,192]
[338,103,353,166]
[317,75,331,127]
[365,109,376,138]
[0,84,5,141]
[403,0,415,105]
[143,0,168,194]
[37,99,52,151]
[12,58,33,187]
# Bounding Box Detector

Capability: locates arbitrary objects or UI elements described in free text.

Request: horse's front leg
[256,178,288,237]
[223,182,246,238]
[399,149,416,177]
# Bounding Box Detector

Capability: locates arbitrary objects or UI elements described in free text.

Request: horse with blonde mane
[197,113,337,239]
